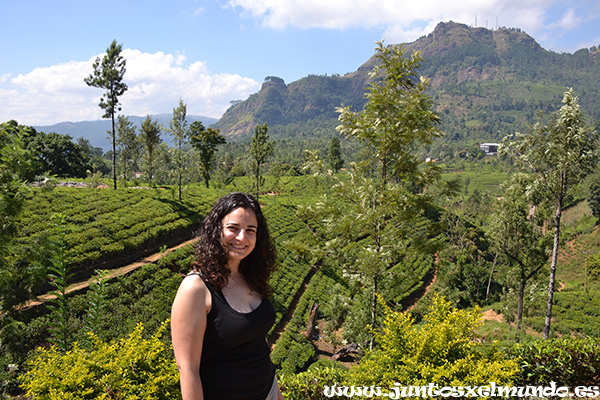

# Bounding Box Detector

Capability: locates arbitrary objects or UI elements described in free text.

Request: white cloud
[553,8,582,30]
[0,49,260,126]
[226,0,562,43]
[192,6,205,17]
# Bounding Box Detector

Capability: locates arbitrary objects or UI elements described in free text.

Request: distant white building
[480,143,500,155]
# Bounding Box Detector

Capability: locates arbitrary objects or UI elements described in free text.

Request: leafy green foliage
[13,186,217,287]
[139,115,162,186]
[327,136,343,171]
[279,367,346,400]
[27,131,93,178]
[20,321,180,400]
[502,88,600,338]
[168,99,190,201]
[46,214,73,352]
[0,120,36,313]
[337,41,442,186]
[116,115,141,185]
[82,269,111,344]
[348,295,519,387]
[510,337,600,385]
[587,178,600,221]
[189,122,226,188]
[250,122,274,198]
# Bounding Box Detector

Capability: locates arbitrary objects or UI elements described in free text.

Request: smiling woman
[171,192,282,400]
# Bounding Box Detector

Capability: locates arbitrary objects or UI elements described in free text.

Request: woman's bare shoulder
[173,273,212,311]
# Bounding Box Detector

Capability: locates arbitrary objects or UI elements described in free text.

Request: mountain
[34,114,219,152]
[213,21,600,147]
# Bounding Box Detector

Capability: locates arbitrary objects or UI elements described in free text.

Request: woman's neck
[227,260,241,276]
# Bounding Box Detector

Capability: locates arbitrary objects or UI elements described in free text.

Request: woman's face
[221,207,258,263]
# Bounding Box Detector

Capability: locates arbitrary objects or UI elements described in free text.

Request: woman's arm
[171,275,211,400]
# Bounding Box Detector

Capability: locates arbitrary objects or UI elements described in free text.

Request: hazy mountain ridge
[34,114,218,151]
[214,21,600,143]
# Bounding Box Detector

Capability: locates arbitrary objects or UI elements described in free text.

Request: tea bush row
[13,186,219,285]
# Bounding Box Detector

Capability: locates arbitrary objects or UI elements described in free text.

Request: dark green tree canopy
[189,122,226,188]
[327,135,343,171]
[249,122,274,198]
[28,131,92,178]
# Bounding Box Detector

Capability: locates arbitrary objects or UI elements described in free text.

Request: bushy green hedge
[510,337,600,385]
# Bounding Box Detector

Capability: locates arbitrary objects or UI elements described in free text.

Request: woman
[171,192,283,400]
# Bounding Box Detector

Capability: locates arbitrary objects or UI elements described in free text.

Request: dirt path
[21,238,197,310]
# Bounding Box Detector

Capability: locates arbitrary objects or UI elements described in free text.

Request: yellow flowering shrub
[20,321,180,400]
[347,295,519,387]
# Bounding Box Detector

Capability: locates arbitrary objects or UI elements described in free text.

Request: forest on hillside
[1,34,600,399]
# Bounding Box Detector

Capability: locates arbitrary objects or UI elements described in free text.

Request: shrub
[20,321,180,400]
[272,330,315,374]
[279,367,346,400]
[510,337,600,385]
[347,295,519,387]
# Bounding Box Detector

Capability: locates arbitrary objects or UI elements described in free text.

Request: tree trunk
[304,302,319,339]
[255,165,260,200]
[369,274,378,351]
[544,198,562,339]
[111,113,117,190]
[486,252,498,301]
[515,270,525,343]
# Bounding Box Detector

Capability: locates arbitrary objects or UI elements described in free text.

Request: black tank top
[199,277,276,400]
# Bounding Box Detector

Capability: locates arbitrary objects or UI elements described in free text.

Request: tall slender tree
[301,41,444,350]
[501,88,599,339]
[249,122,273,199]
[84,40,128,190]
[169,99,189,201]
[189,122,226,188]
[116,115,139,186]
[139,115,162,186]
[327,135,344,172]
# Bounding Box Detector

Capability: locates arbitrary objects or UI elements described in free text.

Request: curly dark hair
[191,192,276,297]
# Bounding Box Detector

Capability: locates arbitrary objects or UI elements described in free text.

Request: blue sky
[1,0,599,126]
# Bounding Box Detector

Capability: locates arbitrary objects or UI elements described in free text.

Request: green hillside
[213,21,600,149]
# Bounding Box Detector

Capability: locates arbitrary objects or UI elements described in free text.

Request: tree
[300,41,445,350]
[249,122,274,199]
[587,178,600,222]
[27,131,92,178]
[77,137,110,176]
[488,173,549,342]
[84,39,128,190]
[139,115,162,186]
[168,99,189,201]
[327,135,343,171]
[336,41,442,187]
[189,122,226,188]
[501,88,599,339]
[0,121,36,315]
[116,115,139,186]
